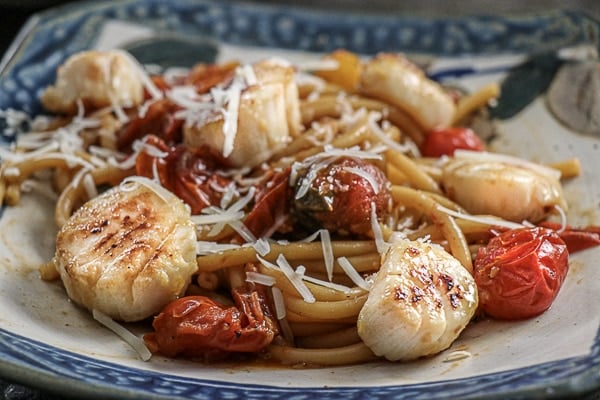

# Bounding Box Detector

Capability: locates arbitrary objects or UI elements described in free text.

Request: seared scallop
[41,50,145,115]
[54,177,198,322]
[441,153,567,223]
[357,239,478,361]
[358,53,456,131]
[182,59,301,168]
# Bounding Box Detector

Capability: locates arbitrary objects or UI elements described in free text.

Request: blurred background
[1,0,599,56]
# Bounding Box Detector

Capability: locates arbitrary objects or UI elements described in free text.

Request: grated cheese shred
[258,255,315,303]
[92,309,152,361]
[337,256,370,291]
[342,166,380,194]
[436,204,524,230]
[245,271,276,287]
[371,202,388,254]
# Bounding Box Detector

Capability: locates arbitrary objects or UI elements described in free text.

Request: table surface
[1,1,600,399]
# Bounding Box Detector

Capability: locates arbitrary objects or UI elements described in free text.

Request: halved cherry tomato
[473,227,569,320]
[420,127,485,157]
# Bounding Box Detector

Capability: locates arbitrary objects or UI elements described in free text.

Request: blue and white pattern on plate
[0,0,598,114]
[1,326,599,400]
[0,1,599,399]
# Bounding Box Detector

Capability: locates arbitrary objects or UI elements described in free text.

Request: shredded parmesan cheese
[337,256,370,291]
[196,241,241,255]
[120,176,175,204]
[298,229,335,281]
[442,350,472,362]
[115,50,163,101]
[258,255,315,303]
[92,309,152,361]
[301,274,353,293]
[252,237,271,257]
[191,211,246,225]
[271,286,287,319]
[228,219,258,243]
[246,271,276,286]
[436,204,524,230]
[371,202,388,254]
[343,166,380,194]
[221,84,242,158]
[367,111,416,155]
[320,229,335,282]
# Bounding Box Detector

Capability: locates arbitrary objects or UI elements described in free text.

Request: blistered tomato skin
[293,157,392,235]
[473,227,569,320]
[421,127,485,157]
[144,289,278,360]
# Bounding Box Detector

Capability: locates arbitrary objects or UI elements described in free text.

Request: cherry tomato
[420,127,485,157]
[244,168,293,238]
[144,287,278,360]
[473,227,568,320]
[117,99,183,152]
[293,156,392,235]
[185,61,239,94]
[135,135,231,214]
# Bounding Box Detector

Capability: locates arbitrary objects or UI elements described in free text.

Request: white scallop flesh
[358,53,456,131]
[183,59,301,168]
[54,180,198,322]
[441,157,567,223]
[357,239,478,361]
[41,50,144,114]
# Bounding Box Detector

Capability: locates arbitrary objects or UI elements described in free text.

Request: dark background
[0,1,599,399]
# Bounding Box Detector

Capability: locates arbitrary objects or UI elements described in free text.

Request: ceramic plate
[1,1,599,399]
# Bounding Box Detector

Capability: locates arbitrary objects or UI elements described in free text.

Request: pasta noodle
[0,48,582,367]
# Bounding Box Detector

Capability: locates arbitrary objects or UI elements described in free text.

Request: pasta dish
[0,49,597,366]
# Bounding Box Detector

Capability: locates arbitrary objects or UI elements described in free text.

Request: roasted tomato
[292,156,392,236]
[117,99,183,152]
[538,221,600,253]
[421,127,485,157]
[244,168,293,238]
[473,227,569,320]
[144,285,278,360]
[185,61,239,94]
[135,135,231,214]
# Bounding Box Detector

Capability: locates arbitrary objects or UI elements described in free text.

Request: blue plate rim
[1,326,599,400]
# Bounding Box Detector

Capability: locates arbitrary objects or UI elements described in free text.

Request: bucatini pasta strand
[452,82,500,124]
[196,241,377,272]
[296,326,361,348]
[391,185,473,273]
[268,342,377,366]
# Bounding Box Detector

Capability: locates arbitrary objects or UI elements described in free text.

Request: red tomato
[135,135,232,214]
[473,227,569,320]
[538,221,600,253]
[244,168,293,238]
[292,157,392,235]
[420,127,485,157]
[144,287,278,360]
[117,99,183,152]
